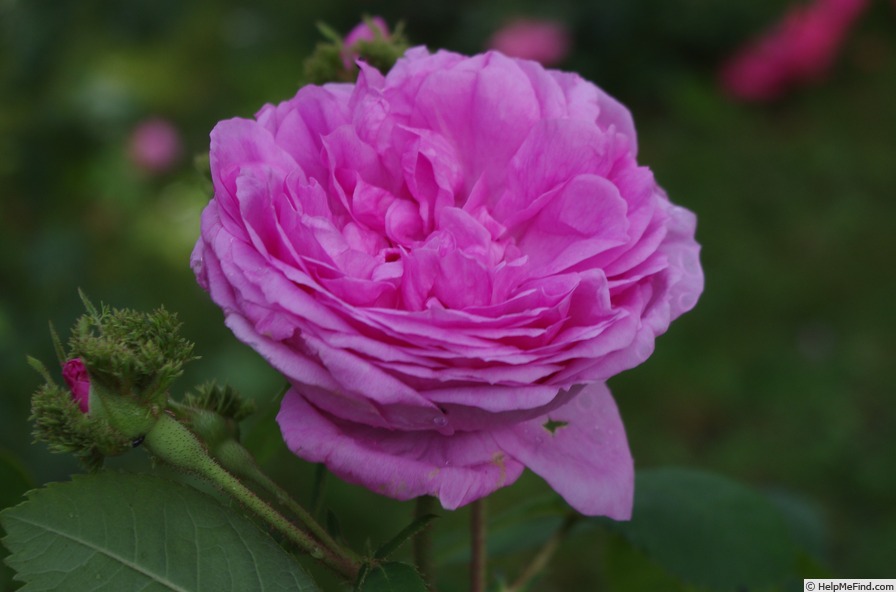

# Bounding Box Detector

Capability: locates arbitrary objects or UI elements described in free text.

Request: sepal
[69,292,195,409]
[302,17,409,84]
[30,380,131,471]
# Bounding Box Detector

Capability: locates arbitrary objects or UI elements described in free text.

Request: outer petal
[494,382,633,518]
[658,203,704,321]
[548,69,638,154]
[278,389,525,509]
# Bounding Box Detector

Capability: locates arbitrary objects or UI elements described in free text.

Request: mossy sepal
[68,293,195,408]
[302,17,409,85]
[28,357,133,470]
[87,380,163,441]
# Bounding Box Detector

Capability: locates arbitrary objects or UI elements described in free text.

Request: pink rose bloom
[128,117,183,174]
[488,18,571,66]
[192,48,703,518]
[720,0,869,101]
[341,17,390,69]
[63,358,90,413]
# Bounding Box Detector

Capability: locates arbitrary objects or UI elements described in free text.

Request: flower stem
[470,498,487,592]
[505,513,579,592]
[414,496,436,588]
[214,440,357,566]
[143,413,361,579]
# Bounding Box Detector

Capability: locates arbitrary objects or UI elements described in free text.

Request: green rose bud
[302,17,409,84]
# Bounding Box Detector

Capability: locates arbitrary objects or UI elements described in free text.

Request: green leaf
[356,562,427,592]
[602,533,691,592]
[374,513,439,560]
[608,467,798,591]
[0,451,34,592]
[764,488,828,561]
[0,471,319,592]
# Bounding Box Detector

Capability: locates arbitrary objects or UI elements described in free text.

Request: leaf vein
[7,514,192,592]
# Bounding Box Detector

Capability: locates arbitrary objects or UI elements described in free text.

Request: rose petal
[494,382,634,518]
[549,69,638,154]
[407,52,540,191]
[511,175,630,276]
[278,389,525,508]
[256,84,353,182]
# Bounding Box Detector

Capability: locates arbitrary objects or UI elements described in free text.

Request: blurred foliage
[1,0,895,589]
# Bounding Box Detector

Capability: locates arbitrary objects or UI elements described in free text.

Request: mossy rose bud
[29,297,196,468]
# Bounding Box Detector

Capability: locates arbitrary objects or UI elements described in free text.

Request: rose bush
[192,47,703,518]
[719,0,868,101]
[488,18,571,66]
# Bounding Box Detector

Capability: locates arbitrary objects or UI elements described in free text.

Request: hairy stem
[143,413,361,579]
[215,440,358,565]
[470,498,487,592]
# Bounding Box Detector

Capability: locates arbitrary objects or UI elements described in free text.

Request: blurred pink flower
[719,0,869,101]
[62,358,90,413]
[488,18,571,66]
[342,17,390,69]
[128,117,183,174]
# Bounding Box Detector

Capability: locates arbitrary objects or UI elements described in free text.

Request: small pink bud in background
[342,17,390,69]
[488,18,571,66]
[127,117,183,174]
[719,0,870,101]
[63,358,90,413]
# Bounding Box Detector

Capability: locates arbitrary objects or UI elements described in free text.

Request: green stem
[504,513,579,592]
[214,440,357,565]
[470,499,487,592]
[143,413,361,579]
[414,496,436,589]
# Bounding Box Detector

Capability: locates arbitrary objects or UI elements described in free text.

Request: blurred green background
[2,0,894,589]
